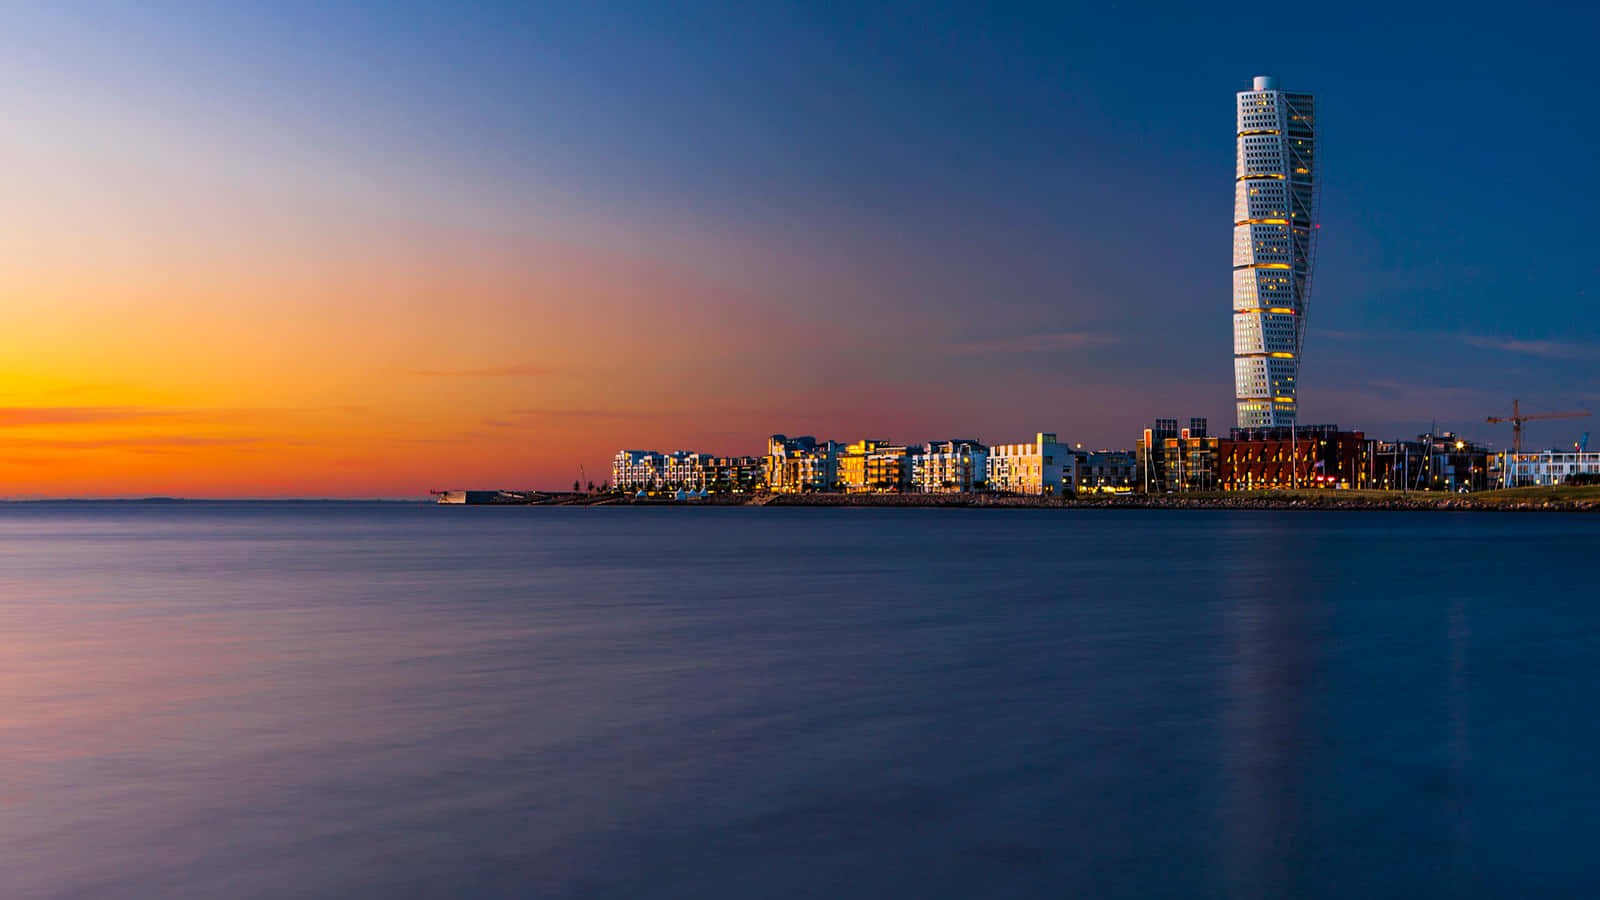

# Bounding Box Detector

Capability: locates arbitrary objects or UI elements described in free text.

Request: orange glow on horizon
[0,231,821,497]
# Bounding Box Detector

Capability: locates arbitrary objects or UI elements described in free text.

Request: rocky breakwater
[738,492,1600,512]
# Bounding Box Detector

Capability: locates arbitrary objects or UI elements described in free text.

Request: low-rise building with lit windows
[1370,433,1496,492]
[838,440,913,493]
[987,433,1075,495]
[1074,450,1137,492]
[1218,425,1367,490]
[765,434,842,493]
[662,451,714,488]
[1136,418,1218,492]
[613,448,757,492]
[707,456,765,492]
[612,450,666,491]
[912,440,988,493]
[1500,449,1600,487]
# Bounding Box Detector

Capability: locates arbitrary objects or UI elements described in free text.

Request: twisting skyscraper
[1233,75,1318,429]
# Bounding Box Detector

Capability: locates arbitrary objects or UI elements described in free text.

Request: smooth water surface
[3,503,1598,898]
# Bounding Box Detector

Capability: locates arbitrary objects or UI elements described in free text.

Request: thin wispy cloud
[950,331,1117,355]
[1362,379,1502,401]
[0,406,338,428]
[408,365,562,378]
[484,409,658,429]
[1318,329,1600,362]
[1460,335,1600,361]
[2,435,261,452]
[0,407,174,427]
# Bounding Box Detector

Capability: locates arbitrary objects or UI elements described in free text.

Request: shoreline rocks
[521,491,1600,512]
[726,492,1596,512]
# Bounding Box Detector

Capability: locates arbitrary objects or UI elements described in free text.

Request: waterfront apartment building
[1165,435,1221,492]
[1136,418,1217,493]
[1074,450,1137,492]
[1370,433,1496,492]
[1138,431,1221,493]
[988,433,1076,495]
[707,456,765,493]
[912,440,988,493]
[838,440,914,493]
[1218,425,1366,490]
[612,450,666,490]
[612,449,764,492]
[662,451,714,488]
[765,434,841,493]
[1234,75,1318,429]
[1501,449,1600,487]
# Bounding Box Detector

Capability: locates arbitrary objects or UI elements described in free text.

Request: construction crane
[1485,400,1590,454]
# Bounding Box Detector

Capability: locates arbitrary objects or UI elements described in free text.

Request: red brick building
[1218,425,1369,490]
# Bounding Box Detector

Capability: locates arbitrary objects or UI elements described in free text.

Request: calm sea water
[3,503,1598,898]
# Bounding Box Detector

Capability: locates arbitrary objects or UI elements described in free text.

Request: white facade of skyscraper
[1233,75,1318,429]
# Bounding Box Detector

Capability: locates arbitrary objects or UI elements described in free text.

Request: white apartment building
[1234,75,1318,429]
[987,433,1076,495]
[1501,450,1600,487]
[912,440,988,493]
[612,450,665,490]
[662,451,714,488]
[612,449,715,489]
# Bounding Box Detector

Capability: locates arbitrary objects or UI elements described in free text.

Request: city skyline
[2,3,1596,497]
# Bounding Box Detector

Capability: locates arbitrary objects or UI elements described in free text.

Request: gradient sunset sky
[4,1,1596,497]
